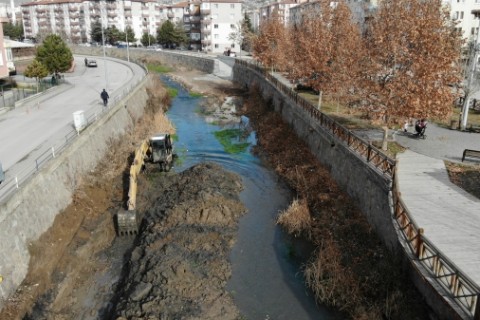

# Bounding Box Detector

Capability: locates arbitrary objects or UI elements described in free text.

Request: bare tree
[251,12,289,71]
[360,0,463,124]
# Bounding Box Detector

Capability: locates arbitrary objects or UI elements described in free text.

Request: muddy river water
[164,77,337,320]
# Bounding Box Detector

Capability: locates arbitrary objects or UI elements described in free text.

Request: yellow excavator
[116,133,174,236]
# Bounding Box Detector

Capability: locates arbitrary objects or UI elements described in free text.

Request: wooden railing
[393,169,479,319]
[235,58,479,319]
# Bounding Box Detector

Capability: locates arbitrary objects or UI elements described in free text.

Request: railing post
[35,159,39,171]
[51,146,55,158]
[15,176,18,189]
[474,294,479,320]
[416,228,424,258]
[367,144,372,162]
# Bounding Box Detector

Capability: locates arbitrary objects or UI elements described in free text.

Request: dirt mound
[112,162,245,320]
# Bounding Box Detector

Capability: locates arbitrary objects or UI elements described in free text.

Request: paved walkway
[395,124,480,287]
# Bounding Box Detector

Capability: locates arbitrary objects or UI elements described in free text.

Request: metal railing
[237,59,395,178]
[236,58,480,319]
[0,69,148,203]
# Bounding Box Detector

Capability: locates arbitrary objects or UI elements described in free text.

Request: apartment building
[199,0,243,54]
[21,0,163,44]
[259,0,304,26]
[444,0,480,43]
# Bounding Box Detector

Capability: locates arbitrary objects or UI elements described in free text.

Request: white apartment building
[21,0,163,44]
[259,0,303,26]
[444,0,480,43]
[200,0,243,54]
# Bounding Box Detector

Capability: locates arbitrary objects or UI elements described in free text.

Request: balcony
[201,39,211,45]
[107,3,116,10]
[200,7,210,15]
[125,12,132,18]
[189,16,200,23]
[90,12,100,18]
[23,15,30,20]
[70,21,80,26]
[202,28,210,35]
[36,8,46,14]
[54,7,63,14]
[201,18,211,25]
[69,6,79,12]
[108,12,117,18]
[124,6,131,11]
[142,20,148,26]
[24,21,31,27]
[69,13,79,19]
[167,11,174,18]
[22,9,29,15]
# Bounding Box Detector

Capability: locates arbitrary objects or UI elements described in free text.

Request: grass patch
[189,91,203,98]
[167,87,178,98]
[146,63,172,73]
[214,129,250,154]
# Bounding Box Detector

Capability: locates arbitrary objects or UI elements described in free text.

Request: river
[163,76,338,320]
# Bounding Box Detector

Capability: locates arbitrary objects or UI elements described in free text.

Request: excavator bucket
[116,209,138,236]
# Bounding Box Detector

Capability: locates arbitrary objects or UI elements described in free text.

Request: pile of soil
[112,163,245,319]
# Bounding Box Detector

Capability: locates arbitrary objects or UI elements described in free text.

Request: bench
[462,149,480,162]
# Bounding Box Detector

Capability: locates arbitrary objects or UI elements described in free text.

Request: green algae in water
[167,87,179,98]
[146,63,172,73]
[190,91,203,98]
[214,129,250,154]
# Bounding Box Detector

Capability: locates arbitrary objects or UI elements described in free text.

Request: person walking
[84,57,88,66]
[100,89,109,107]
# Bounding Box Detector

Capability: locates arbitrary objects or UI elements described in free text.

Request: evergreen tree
[106,25,122,45]
[24,59,49,92]
[140,32,156,47]
[156,20,187,48]
[3,22,23,40]
[35,34,73,74]
[90,21,103,43]
[125,26,136,43]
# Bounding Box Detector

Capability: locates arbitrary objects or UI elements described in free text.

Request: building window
[460,11,464,19]
[212,14,218,19]
[230,13,234,19]
[230,24,235,28]
[214,24,218,28]
[214,4,218,8]
[230,4,234,8]
[215,44,219,48]
[214,34,219,39]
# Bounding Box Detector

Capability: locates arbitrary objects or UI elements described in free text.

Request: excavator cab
[148,133,174,171]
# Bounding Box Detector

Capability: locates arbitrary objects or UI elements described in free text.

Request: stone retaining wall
[72,46,215,74]
[232,64,398,249]
[0,74,149,305]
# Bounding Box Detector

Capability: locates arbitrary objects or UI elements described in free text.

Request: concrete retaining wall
[0,75,149,305]
[72,46,215,74]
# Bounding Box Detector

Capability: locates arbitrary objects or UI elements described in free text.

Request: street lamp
[101,4,108,90]
[461,10,480,130]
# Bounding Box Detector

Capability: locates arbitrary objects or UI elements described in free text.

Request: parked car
[87,60,97,67]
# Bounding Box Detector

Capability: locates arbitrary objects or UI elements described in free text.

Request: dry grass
[277,199,311,238]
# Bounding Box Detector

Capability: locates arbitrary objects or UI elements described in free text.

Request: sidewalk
[396,137,480,287]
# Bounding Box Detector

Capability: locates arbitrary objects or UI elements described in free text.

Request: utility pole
[101,3,108,90]
[461,10,480,130]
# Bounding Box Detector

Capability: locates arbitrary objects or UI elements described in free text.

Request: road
[0,55,146,190]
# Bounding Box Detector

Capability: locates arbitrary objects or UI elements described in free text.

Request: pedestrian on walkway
[100,89,109,107]
[84,57,88,66]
